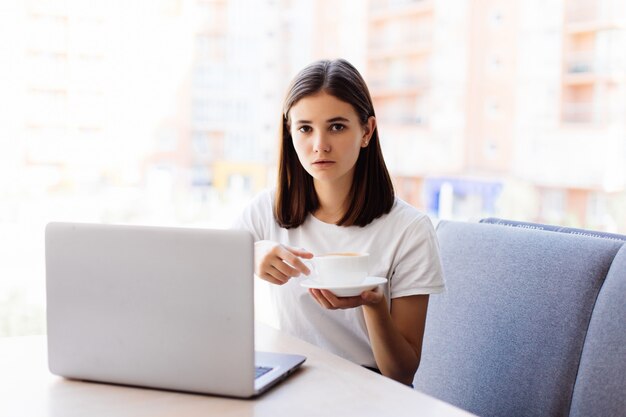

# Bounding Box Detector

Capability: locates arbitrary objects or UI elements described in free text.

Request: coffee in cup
[309,252,369,286]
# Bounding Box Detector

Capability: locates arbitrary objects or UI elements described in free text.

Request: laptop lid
[45,222,303,398]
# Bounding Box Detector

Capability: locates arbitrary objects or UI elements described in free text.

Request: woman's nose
[313,133,331,153]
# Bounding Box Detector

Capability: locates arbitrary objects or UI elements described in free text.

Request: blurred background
[1,0,625,336]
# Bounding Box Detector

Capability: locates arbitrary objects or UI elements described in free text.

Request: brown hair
[275,59,395,228]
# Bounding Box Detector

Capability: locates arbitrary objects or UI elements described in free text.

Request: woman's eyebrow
[294,116,350,125]
[326,116,350,123]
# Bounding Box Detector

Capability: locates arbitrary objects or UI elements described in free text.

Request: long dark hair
[275,59,395,228]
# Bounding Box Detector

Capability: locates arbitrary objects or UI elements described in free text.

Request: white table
[0,324,474,417]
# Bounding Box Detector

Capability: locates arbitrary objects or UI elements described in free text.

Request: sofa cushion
[569,244,626,417]
[413,221,623,417]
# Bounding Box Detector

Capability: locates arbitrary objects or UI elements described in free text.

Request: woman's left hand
[308,288,384,310]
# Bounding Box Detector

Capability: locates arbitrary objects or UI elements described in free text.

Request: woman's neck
[313,177,352,224]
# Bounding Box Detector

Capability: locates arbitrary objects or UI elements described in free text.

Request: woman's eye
[330,124,345,132]
[298,126,312,133]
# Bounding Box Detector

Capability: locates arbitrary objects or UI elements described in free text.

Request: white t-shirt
[232,189,445,367]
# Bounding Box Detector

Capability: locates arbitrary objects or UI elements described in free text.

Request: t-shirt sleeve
[230,189,273,242]
[390,215,445,298]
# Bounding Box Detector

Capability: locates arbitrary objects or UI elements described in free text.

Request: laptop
[45,222,305,398]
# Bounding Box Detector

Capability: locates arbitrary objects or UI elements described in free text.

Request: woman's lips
[312,160,335,167]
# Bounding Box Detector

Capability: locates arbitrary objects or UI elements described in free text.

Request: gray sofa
[413,218,626,417]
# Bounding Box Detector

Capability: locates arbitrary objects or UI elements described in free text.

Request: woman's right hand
[254,240,314,285]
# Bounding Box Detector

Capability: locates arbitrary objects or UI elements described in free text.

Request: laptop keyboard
[255,366,273,379]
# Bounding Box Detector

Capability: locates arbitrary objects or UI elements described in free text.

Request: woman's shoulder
[389,197,427,220]
[382,197,433,230]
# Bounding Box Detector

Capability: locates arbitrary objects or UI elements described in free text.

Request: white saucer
[300,276,388,297]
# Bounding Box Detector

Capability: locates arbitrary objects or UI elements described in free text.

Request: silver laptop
[45,222,305,398]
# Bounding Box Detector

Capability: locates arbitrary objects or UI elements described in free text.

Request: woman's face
[288,91,375,188]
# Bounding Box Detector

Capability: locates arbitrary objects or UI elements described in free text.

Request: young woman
[233,59,444,386]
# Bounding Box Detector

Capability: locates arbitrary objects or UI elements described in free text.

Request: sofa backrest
[480,217,626,243]
[569,244,626,417]
[413,220,624,417]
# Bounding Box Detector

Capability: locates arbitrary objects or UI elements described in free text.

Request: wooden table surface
[0,323,475,417]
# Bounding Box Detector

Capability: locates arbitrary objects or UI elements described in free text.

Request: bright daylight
[1,0,626,415]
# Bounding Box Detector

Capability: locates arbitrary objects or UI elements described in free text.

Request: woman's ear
[361,116,376,147]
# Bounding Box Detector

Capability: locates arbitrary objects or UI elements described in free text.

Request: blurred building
[366,0,626,230]
[0,0,199,221]
[142,0,370,219]
[2,0,624,231]
[0,1,111,194]
[144,0,275,210]
[366,0,470,215]
[534,0,625,230]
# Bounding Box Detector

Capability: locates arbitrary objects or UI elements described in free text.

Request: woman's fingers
[360,288,384,305]
[261,275,284,286]
[278,246,312,276]
[258,266,289,285]
[255,241,315,285]
[270,257,300,278]
[309,289,365,310]
[309,288,385,309]
[309,289,334,309]
[321,290,363,309]
[285,245,314,259]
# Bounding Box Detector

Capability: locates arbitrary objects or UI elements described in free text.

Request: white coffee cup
[308,252,369,286]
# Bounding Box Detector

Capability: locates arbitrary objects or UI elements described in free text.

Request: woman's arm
[363,294,428,385]
[309,289,429,385]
